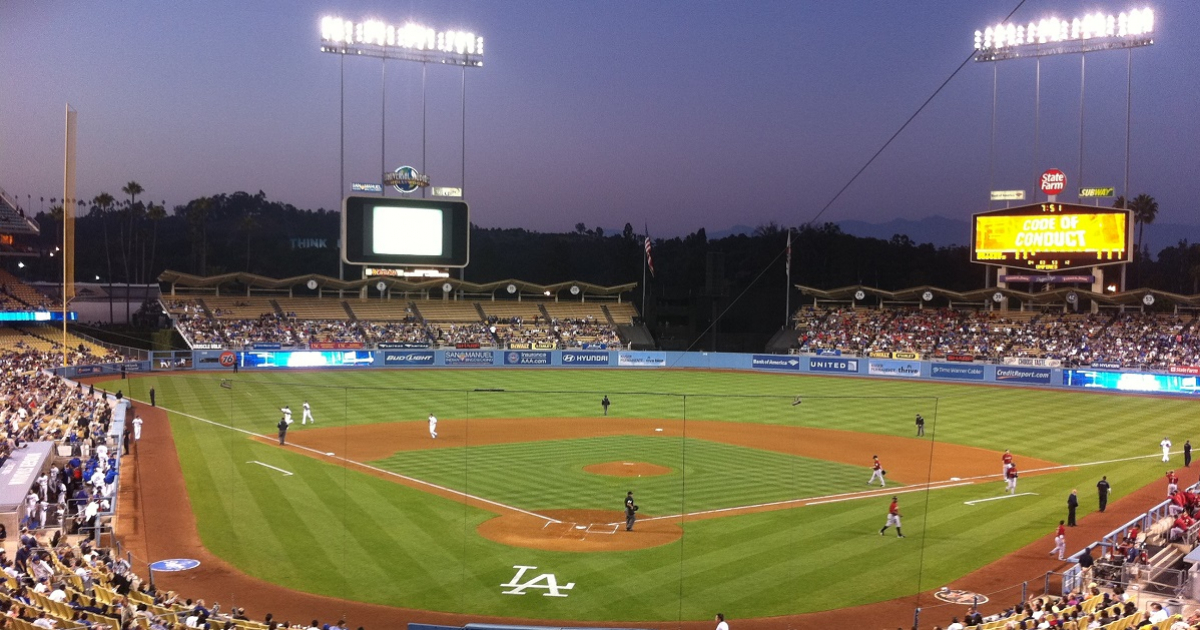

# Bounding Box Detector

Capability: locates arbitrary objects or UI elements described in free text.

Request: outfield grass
[121,370,1192,621]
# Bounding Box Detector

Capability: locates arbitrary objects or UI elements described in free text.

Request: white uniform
[1052,534,1066,560]
[428,414,438,439]
[282,407,293,426]
[868,459,885,487]
[302,402,314,424]
[132,416,143,441]
[1162,438,1173,462]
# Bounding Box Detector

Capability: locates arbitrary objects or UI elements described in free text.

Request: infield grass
[120,369,1195,621]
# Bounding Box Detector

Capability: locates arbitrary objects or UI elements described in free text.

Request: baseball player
[132,415,143,441]
[1002,449,1013,475]
[915,414,925,437]
[428,413,438,439]
[1167,470,1180,497]
[1005,463,1019,494]
[1050,521,1066,560]
[868,456,886,487]
[302,400,314,424]
[281,405,293,426]
[1162,437,1173,462]
[879,496,904,537]
[625,491,638,531]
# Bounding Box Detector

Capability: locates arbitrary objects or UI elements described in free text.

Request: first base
[655,428,663,432]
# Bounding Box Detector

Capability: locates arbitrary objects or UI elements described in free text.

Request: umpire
[625,491,638,531]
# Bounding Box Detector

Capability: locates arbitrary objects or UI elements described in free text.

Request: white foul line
[247,461,294,476]
[964,492,1037,506]
[157,405,560,524]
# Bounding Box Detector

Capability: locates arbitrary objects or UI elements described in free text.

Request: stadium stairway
[537,303,552,322]
[409,301,424,323]
[270,299,284,316]
[341,300,356,321]
[195,298,214,318]
[600,304,617,326]
[618,322,655,350]
[474,302,488,321]
[764,328,803,354]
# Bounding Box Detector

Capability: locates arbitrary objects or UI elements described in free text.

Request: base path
[113,392,1144,630]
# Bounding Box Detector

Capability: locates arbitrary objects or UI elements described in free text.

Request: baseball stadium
[3,5,1200,630]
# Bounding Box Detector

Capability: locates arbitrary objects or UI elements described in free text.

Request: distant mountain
[836,216,969,248]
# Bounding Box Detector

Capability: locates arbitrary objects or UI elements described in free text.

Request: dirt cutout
[583,461,672,477]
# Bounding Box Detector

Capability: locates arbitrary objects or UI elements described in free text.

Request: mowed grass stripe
[374,435,881,513]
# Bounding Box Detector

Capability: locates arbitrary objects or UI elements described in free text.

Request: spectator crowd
[793,307,1200,369]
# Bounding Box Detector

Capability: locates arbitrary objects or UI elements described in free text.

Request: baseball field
[115,369,1193,623]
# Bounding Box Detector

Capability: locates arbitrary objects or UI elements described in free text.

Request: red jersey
[1056,524,1066,537]
[1006,466,1018,479]
[1002,452,1013,465]
[888,500,899,515]
[1167,471,1179,485]
[873,459,882,470]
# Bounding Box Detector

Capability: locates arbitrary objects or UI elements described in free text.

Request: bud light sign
[808,358,859,373]
[383,351,435,366]
[504,351,551,366]
[561,351,610,366]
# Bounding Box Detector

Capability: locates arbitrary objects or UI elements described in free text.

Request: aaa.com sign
[1040,169,1066,196]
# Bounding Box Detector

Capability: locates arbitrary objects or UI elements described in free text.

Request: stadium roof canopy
[796,284,1200,308]
[158,270,637,301]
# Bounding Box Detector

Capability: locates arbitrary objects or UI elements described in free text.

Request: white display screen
[372,206,443,256]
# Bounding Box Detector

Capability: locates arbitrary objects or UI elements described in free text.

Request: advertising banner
[945,354,975,362]
[1064,370,1200,395]
[383,351,435,366]
[1169,366,1200,376]
[444,350,494,365]
[1003,356,1062,368]
[891,351,921,360]
[377,342,430,350]
[868,352,891,358]
[310,342,365,350]
[561,351,611,366]
[507,343,532,350]
[618,352,667,367]
[808,357,859,373]
[503,351,551,366]
[455,342,482,350]
[815,349,842,356]
[253,343,282,350]
[581,343,609,350]
[192,344,223,350]
[868,360,921,378]
[995,366,1053,384]
[930,363,985,380]
[751,355,801,371]
[1090,362,1123,370]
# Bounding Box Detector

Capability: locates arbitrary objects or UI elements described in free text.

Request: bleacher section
[346,300,414,321]
[276,297,350,320]
[203,296,277,319]
[0,269,55,311]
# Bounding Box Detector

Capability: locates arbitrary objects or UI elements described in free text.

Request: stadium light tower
[319,16,484,280]
[973,8,1155,295]
[974,7,1154,214]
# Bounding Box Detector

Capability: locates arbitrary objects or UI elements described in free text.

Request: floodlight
[321,16,483,67]
[974,7,1155,61]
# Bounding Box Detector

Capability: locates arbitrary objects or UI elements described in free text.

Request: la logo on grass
[501,565,575,597]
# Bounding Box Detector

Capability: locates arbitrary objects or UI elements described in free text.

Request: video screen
[1062,369,1200,396]
[372,206,443,256]
[342,196,469,267]
[240,351,375,368]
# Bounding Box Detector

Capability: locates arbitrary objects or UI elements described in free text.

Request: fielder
[868,455,886,487]
[1002,449,1013,475]
[1162,437,1173,462]
[302,400,314,424]
[428,413,438,439]
[879,496,904,538]
[281,405,293,426]
[1005,463,1019,494]
[1050,521,1066,561]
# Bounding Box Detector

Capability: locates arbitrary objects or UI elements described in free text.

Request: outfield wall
[71,350,1186,397]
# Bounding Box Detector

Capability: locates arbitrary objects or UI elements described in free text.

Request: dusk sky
[2,1,1197,237]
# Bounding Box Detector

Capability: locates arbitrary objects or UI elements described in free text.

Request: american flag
[644,236,656,277]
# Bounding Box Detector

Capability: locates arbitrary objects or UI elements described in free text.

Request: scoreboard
[971,203,1131,271]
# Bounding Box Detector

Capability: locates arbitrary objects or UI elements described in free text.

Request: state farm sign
[1040,169,1066,196]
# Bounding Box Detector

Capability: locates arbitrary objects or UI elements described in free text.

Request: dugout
[0,441,55,534]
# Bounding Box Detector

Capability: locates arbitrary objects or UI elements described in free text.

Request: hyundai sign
[561,351,610,366]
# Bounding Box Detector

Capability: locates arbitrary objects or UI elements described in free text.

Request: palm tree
[188,197,213,275]
[93,192,117,322]
[1129,193,1159,261]
[146,201,167,281]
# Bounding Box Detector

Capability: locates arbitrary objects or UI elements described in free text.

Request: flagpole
[784,228,792,329]
[641,228,648,319]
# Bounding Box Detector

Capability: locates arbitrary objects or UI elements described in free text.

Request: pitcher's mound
[583,461,671,477]
[477,510,682,552]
